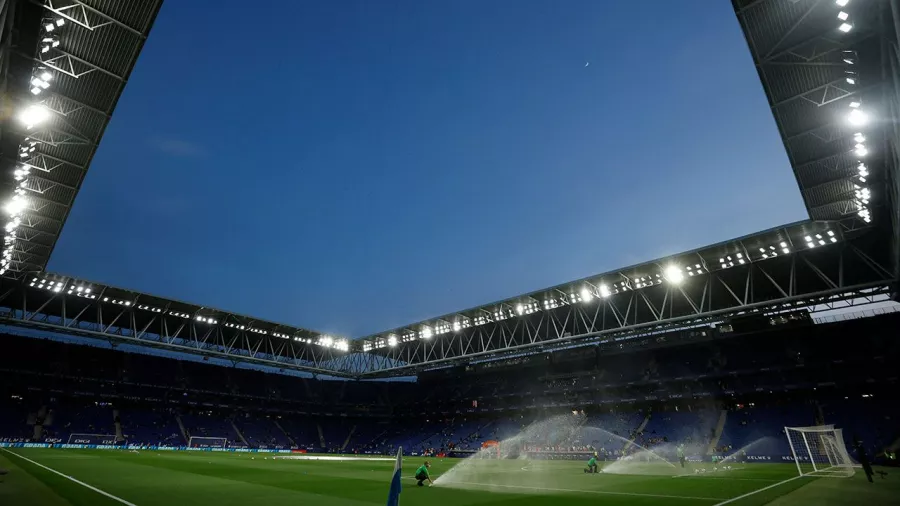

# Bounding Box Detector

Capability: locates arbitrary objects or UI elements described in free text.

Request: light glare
[663,265,684,285]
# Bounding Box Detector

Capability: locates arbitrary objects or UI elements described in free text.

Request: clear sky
[48,0,807,338]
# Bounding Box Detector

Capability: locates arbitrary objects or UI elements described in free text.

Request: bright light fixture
[580,287,593,303]
[836,0,849,6]
[4,197,27,216]
[599,284,611,298]
[848,109,869,126]
[387,335,397,347]
[838,23,853,33]
[837,11,849,20]
[663,265,684,285]
[19,105,50,128]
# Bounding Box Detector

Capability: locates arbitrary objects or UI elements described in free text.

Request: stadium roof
[0,0,897,379]
[0,0,162,276]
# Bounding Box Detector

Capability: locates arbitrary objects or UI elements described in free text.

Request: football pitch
[1,449,896,506]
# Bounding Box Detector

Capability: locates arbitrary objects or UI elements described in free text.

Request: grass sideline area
[0,448,895,505]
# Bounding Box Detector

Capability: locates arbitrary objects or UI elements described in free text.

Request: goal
[67,433,119,445]
[785,425,855,477]
[188,436,229,449]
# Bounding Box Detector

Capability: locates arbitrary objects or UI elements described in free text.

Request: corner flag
[386,446,402,506]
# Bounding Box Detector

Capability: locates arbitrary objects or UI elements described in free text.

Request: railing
[812,305,900,324]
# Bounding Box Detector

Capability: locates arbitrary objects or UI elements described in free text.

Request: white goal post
[785,425,856,477]
[67,433,120,445]
[188,436,229,448]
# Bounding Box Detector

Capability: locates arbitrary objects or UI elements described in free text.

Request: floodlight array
[28,277,97,299]
[718,253,746,269]
[21,273,349,352]
[1,16,67,277]
[804,230,838,249]
[834,2,872,224]
[361,225,844,351]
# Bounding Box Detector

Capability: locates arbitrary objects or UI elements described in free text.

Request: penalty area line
[710,475,804,506]
[0,448,137,506]
[442,480,725,501]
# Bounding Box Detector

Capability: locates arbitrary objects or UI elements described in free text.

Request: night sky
[48,0,807,338]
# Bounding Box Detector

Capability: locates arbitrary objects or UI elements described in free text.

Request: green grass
[0,448,896,505]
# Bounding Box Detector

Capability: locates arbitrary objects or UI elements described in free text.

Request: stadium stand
[0,309,897,464]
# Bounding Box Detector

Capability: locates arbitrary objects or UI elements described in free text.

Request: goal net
[785,425,855,477]
[189,436,229,449]
[67,433,120,445]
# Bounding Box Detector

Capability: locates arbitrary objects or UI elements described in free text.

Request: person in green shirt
[677,444,686,468]
[584,452,599,474]
[415,461,433,487]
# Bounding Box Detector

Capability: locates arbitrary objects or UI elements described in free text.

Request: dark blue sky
[49,0,807,338]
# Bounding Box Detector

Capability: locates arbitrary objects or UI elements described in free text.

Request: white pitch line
[673,475,780,482]
[710,475,805,506]
[442,480,725,501]
[0,448,137,506]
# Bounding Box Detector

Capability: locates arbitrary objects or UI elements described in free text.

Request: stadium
[0,0,899,505]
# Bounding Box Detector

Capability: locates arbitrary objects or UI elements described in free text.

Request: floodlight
[44,22,55,32]
[599,284,611,298]
[663,265,684,285]
[56,18,65,27]
[849,101,860,108]
[838,23,852,33]
[421,327,432,339]
[837,11,849,20]
[845,77,855,84]
[836,0,849,6]
[19,105,50,128]
[516,304,524,315]
[580,287,593,303]
[854,133,865,143]
[4,197,27,216]
[387,335,397,347]
[848,109,869,126]
[453,321,461,332]
[827,231,835,237]
[854,144,868,157]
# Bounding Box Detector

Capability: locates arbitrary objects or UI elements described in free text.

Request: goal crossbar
[188,436,229,448]
[67,433,120,444]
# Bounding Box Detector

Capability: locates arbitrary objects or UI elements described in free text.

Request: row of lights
[363,264,685,350]
[27,277,351,350]
[1,18,66,277]
[29,277,97,301]
[835,1,873,224]
[365,230,842,349]
[806,231,838,248]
